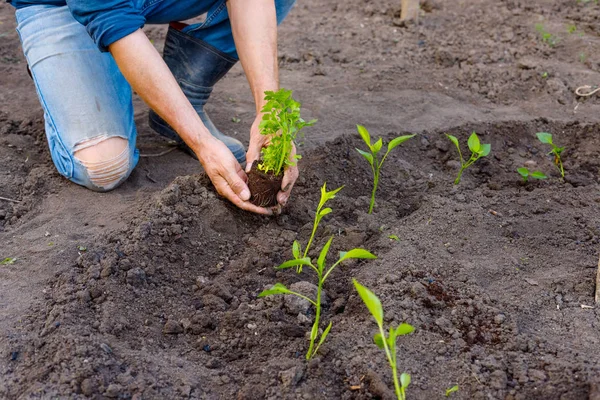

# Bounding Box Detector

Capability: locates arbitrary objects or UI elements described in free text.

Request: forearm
[227,0,279,113]
[108,29,212,152]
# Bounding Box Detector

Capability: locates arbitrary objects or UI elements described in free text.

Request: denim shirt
[7,0,146,52]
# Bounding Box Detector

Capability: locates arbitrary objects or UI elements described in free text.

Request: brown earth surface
[2,0,600,399]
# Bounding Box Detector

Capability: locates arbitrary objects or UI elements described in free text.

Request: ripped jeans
[15,0,295,191]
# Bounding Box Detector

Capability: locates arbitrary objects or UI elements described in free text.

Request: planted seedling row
[236,89,568,398]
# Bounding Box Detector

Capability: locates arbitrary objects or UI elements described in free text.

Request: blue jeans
[15,0,295,191]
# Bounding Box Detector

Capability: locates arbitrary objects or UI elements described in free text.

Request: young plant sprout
[247,88,316,207]
[517,168,547,183]
[536,132,565,178]
[259,184,377,360]
[353,279,414,400]
[445,385,459,397]
[356,125,415,214]
[446,132,491,185]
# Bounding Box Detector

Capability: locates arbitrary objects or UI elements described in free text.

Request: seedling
[446,132,491,184]
[259,184,377,360]
[445,385,459,397]
[356,125,415,213]
[567,24,577,34]
[536,132,565,178]
[535,24,557,47]
[353,279,414,400]
[0,257,16,265]
[388,234,400,241]
[541,71,549,79]
[517,168,547,182]
[247,89,316,207]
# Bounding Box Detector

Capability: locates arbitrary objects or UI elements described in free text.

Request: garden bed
[2,120,600,399]
[2,0,600,398]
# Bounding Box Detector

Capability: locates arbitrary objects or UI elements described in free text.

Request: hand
[196,136,272,215]
[246,116,299,207]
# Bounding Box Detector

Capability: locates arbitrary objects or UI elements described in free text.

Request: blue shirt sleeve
[66,0,146,52]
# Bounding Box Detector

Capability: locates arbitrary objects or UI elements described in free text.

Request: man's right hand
[196,136,273,215]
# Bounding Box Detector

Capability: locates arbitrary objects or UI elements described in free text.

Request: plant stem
[379,324,403,400]
[454,167,464,185]
[368,172,379,214]
[304,216,319,259]
[306,278,323,359]
[557,154,564,178]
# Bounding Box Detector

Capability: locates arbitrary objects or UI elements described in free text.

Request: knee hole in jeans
[73,136,131,191]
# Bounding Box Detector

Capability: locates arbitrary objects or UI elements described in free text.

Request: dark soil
[247,163,283,207]
[2,1,600,400]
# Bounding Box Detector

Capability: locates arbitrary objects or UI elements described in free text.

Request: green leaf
[388,134,416,152]
[353,279,384,326]
[292,240,301,259]
[555,146,564,155]
[0,257,16,265]
[445,385,459,397]
[318,183,344,210]
[536,132,553,145]
[371,138,383,154]
[395,323,415,336]
[317,236,334,272]
[356,148,374,166]
[517,167,529,178]
[276,257,313,270]
[319,207,332,217]
[373,333,385,349]
[467,132,481,153]
[338,249,377,263]
[445,134,460,150]
[531,171,548,180]
[388,234,400,241]
[478,143,491,157]
[400,373,411,389]
[258,283,291,297]
[357,125,371,147]
[317,321,333,349]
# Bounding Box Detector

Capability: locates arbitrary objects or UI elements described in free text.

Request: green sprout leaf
[292,240,301,259]
[373,332,385,349]
[400,373,411,389]
[445,134,460,149]
[313,321,333,356]
[338,249,377,263]
[388,134,416,152]
[478,143,491,157]
[388,234,400,241]
[258,283,291,297]
[319,183,344,208]
[357,125,372,147]
[536,132,553,145]
[530,171,548,179]
[0,257,16,265]
[395,323,415,336]
[517,167,529,178]
[372,138,383,154]
[317,237,334,271]
[319,207,333,217]
[276,257,312,270]
[467,132,481,153]
[356,148,374,166]
[445,385,459,397]
[353,279,383,326]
